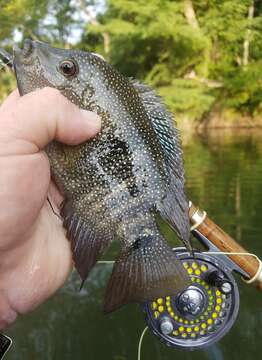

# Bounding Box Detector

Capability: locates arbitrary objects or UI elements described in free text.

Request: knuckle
[53,90,71,112]
[40,88,72,118]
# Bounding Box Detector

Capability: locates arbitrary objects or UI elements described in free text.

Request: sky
[13,0,106,45]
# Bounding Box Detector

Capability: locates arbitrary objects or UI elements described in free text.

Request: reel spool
[143,231,244,350]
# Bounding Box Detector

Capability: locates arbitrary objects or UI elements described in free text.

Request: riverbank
[177,110,262,134]
[178,119,262,147]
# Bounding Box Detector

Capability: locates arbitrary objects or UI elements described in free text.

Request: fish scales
[12,39,191,312]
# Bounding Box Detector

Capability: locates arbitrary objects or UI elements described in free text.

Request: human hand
[0,87,101,329]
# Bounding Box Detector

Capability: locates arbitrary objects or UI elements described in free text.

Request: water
[4,129,262,360]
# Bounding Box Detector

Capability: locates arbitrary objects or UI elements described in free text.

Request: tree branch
[78,0,110,54]
[184,0,199,29]
[243,1,254,67]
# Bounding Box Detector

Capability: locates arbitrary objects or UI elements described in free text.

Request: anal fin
[61,200,113,282]
[104,232,190,313]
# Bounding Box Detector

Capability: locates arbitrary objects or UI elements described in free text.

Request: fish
[11,39,191,312]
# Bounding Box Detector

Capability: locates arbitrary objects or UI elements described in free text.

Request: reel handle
[189,202,262,290]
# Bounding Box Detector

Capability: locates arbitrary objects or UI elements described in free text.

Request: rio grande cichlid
[10,39,191,312]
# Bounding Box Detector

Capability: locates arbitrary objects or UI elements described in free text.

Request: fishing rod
[0,48,13,70]
[189,202,262,289]
[143,201,262,350]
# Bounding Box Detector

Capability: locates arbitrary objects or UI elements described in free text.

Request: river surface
[5,129,262,360]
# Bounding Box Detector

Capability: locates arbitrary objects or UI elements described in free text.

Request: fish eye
[59,59,78,78]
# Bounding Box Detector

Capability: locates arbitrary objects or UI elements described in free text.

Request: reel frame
[142,230,246,350]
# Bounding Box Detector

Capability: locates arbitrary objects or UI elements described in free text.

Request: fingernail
[80,109,101,124]
[80,109,101,136]
[80,109,101,133]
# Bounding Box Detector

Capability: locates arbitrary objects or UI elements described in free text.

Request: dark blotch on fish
[12,39,191,312]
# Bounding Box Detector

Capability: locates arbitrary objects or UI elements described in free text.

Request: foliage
[0,0,48,42]
[84,0,262,121]
[0,0,77,100]
[158,80,216,120]
[0,0,261,123]
[0,0,48,100]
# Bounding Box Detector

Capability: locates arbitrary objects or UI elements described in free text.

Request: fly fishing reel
[143,230,247,350]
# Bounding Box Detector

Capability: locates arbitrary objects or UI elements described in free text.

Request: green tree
[0,0,78,99]
[82,0,261,122]
[0,0,261,123]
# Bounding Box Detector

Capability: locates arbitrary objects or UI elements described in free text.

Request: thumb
[0,87,101,155]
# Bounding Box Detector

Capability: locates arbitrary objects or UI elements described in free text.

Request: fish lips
[14,38,33,58]
[12,39,35,94]
[13,39,53,95]
[13,39,36,67]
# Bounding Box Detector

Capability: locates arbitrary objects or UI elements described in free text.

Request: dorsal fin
[131,80,191,248]
[130,80,184,181]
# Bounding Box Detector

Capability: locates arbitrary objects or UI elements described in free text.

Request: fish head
[13,39,105,105]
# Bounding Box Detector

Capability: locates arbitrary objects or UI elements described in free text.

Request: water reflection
[5,129,262,359]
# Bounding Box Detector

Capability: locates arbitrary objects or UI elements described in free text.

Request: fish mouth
[13,39,37,95]
[13,39,35,65]
[0,40,34,72]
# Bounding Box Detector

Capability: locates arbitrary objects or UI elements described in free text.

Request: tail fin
[104,232,190,313]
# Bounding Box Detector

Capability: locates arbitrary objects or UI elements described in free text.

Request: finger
[0,87,101,154]
[0,89,20,110]
[48,180,64,209]
[0,292,17,329]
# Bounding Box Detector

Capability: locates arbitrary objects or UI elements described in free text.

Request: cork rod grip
[189,202,262,290]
